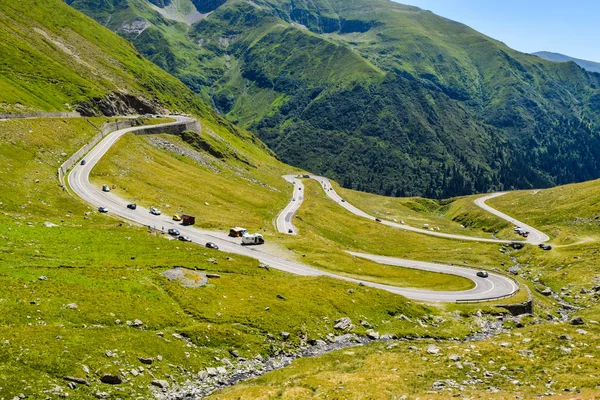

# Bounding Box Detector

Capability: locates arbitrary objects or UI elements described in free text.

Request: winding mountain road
[67,118,527,302]
[285,175,549,245]
[275,175,304,235]
[475,193,549,244]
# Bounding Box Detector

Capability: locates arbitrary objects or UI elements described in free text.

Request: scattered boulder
[216,366,227,375]
[559,346,572,354]
[334,317,353,331]
[206,274,221,279]
[508,266,522,275]
[518,350,534,357]
[426,344,440,355]
[558,334,571,341]
[38,276,48,281]
[151,380,169,389]
[366,330,379,340]
[540,287,552,296]
[131,319,143,327]
[571,317,585,326]
[64,376,90,386]
[207,258,218,265]
[100,374,122,385]
[105,350,116,358]
[281,332,290,340]
[360,319,372,328]
[66,303,78,309]
[449,354,461,362]
[138,357,154,365]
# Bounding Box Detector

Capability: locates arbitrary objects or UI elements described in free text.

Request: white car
[150,207,161,216]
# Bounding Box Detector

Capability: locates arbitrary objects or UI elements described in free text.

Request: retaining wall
[0,112,81,119]
[57,118,201,185]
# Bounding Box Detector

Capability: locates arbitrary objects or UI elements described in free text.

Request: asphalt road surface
[276,175,305,235]
[474,193,549,244]
[309,175,549,245]
[67,119,521,302]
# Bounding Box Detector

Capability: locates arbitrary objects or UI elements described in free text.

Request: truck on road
[229,227,248,237]
[241,233,264,246]
[182,215,195,226]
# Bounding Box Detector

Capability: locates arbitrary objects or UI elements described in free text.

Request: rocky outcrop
[497,300,533,316]
[118,17,151,36]
[75,92,163,117]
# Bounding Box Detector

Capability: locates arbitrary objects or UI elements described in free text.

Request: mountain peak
[532,51,600,73]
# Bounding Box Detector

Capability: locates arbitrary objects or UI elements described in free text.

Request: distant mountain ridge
[533,51,600,74]
[65,0,600,198]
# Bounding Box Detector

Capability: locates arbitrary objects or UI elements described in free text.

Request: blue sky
[393,0,600,63]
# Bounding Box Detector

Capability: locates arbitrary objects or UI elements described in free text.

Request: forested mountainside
[66,0,600,197]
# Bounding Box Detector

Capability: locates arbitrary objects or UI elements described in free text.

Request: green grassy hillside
[0,0,213,116]
[4,1,600,398]
[209,177,600,399]
[67,0,600,199]
[0,116,474,400]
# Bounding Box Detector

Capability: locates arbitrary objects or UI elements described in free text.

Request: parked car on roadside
[98,206,108,213]
[127,203,137,210]
[539,244,552,251]
[206,242,219,249]
[150,207,161,215]
[102,185,111,192]
[168,228,180,236]
[172,214,182,221]
[178,235,192,242]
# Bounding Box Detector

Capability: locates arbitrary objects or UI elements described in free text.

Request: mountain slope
[533,51,600,74]
[66,0,600,198]
[0,0,213,116]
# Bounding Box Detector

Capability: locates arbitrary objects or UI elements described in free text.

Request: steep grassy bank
[0,0,212,116]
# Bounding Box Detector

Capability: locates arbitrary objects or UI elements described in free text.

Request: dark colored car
[476,271,489,278]
[127,203,137,210]
[168,228,180,236]
[288,229,293,234]
[539,244,552,251]
[375,218,382,222]
[80,160,86,165]
[205,242,219,250]
[98,206,108,213]
[341,199,346,203]
[178,235,192,242]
